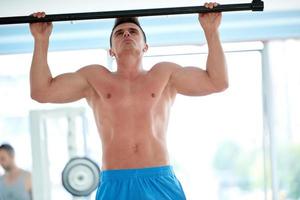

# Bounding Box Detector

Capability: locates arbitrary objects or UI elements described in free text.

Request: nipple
[151,93,155,98]
[106,93,111,99]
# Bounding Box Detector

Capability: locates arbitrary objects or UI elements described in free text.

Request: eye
[114,31,123,37]
[128,29,137,34]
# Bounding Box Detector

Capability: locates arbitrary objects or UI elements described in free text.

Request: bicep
[36,70,91,103]
[169,64,217,96]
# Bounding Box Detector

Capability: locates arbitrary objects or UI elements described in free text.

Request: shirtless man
[29,2,228,199]
[0,144,32,200]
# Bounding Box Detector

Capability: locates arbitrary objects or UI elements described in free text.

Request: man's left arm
[25,172,33,200]
[169,2,228,96]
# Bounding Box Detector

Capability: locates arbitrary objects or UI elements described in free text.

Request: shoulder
[20,169,31,178]
[150,62,182,75]
[77,64,110,75]
[75,65,111,84]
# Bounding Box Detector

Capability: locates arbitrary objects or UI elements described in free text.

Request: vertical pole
[67,115,77,159]
[261,42,279,200]
[29,111,51,200]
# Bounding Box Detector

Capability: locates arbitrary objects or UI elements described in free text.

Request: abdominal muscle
[94,102,171,170]
[101,133,170,170]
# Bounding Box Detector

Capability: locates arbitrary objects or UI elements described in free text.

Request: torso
[80,64,177,170]
[0,169,31,200]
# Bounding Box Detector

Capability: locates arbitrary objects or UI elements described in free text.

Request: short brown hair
[110,17,147,47]
[0,143,15,157]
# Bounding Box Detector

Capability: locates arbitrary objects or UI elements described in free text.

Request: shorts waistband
[100,165,174,181]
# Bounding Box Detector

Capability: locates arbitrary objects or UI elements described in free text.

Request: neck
[116,53,144,79]
[5,164,18,175]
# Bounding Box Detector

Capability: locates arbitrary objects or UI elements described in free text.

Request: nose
[123,30,130,38]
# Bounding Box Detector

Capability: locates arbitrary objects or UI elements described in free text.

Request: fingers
[30,12,48,25]
[200,2,220,18]
[31,12,46,18]
[204,2,219,9]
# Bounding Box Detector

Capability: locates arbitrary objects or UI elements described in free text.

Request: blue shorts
[95,165,186,200]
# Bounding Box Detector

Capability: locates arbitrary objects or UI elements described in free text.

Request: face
[110,23,148,57]
[0,150,14,171]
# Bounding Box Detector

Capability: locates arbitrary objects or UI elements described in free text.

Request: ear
[143,44,149,53]
[109,49,115,57]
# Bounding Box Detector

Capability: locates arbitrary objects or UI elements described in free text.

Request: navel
[106,93,111,99]
[133,144,139,153]
[151,93,156,98]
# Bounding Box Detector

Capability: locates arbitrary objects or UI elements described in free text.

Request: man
[29,2,228,199]
[0,144,32,200]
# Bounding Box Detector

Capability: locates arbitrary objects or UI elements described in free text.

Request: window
[264,39,300,200]
[1,40,299,199]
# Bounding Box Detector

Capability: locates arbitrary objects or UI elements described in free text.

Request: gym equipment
[62,157,100,197]
[0,0,263,25]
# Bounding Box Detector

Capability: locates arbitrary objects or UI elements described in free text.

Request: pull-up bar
[0,0,263,25]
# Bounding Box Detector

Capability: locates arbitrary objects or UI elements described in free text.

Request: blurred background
[0,0,300,199]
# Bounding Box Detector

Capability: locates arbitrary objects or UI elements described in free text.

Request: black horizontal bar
[0,0,263,25]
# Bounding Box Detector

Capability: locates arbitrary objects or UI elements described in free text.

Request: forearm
[205,30,228,90]
[30,39,53,94]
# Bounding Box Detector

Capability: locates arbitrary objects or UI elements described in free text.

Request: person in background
[0,143,32,200]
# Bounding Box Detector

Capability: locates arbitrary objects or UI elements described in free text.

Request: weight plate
[62,157,100,196]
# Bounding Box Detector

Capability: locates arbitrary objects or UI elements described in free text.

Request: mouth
[123,38,134,43]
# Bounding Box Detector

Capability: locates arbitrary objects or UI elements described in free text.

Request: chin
[119,48,140,55]
[2,166,11,171]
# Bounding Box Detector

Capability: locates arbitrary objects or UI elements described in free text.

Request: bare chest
[89,73,174,110]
